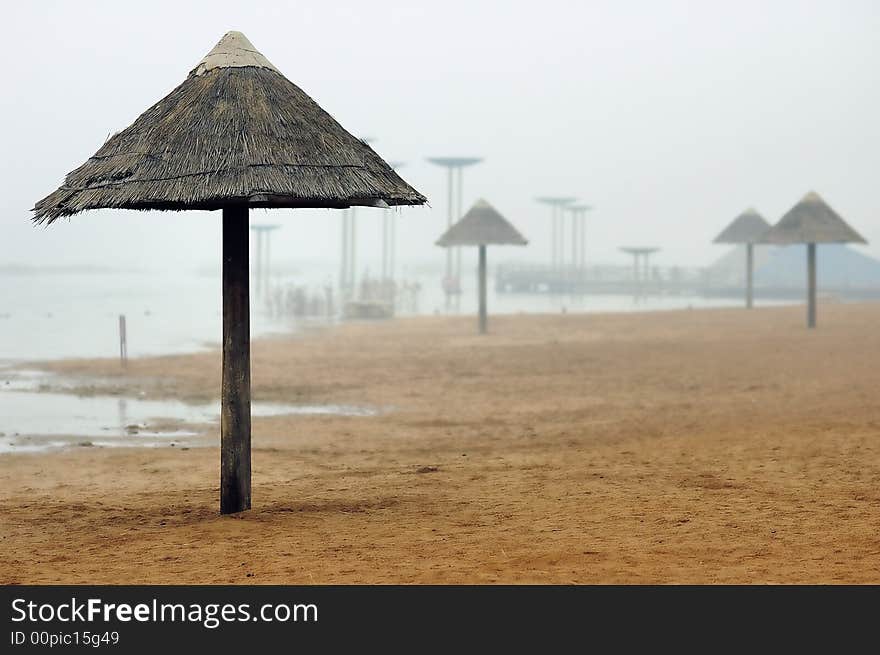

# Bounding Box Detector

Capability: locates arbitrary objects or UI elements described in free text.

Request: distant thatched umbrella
[713,208,771,309]
[761,191,866,328]
[436,199,527,333]
[33,31,426,514]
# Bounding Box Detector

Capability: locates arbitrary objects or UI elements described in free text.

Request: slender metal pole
[560,208,565,270]
[478,244,488,334]
[258,230,263,296]
[265,229,271,293]
[221,205,251,514]
[259,230,266,296]
[340,214,348,296]
[381,213,388,279]
[746,243,754,309]
[580,212,586,271]
[348,207,357,294]
[390,212,397,281]
[807,242,817,328]
[558,210,565,273]
[551,206,558,270]
[636,253,642,299]
[253,230,261,297]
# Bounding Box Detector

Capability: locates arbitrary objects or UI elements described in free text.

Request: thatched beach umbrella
[713,208,771,309]
[761,191,866,328]
[33,31,426,514]
[436,199,527,334]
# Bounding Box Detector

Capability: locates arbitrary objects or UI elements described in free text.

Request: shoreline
[2,304,880,583]
[12,300,788,370]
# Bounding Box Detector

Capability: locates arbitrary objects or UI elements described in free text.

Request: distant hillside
[710,244,880,288]
[756,245,880,288]
[708,245,774,285]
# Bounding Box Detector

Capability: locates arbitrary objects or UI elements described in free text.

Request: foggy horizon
[3,0,878,275]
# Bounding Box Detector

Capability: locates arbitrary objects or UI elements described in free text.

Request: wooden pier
[494,263,880,301]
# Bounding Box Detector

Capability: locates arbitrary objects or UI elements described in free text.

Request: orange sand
[2,304,880,583]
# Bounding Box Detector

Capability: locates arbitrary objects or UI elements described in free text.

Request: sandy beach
[2,303,879,584]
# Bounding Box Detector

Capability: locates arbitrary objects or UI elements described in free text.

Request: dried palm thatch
[436,199,528,247]
[761,192,866,245]
[714,208,771,244]
[33,31,426,223]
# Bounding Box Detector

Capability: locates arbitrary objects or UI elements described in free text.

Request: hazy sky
[2,0,878,275]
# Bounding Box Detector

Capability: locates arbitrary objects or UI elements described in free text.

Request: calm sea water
[0,271,295,362]
[0,269,780,363]
[0,269,783,449]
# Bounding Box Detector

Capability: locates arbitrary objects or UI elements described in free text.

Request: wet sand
[2,304,880,584]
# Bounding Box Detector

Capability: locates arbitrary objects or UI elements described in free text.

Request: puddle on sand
[0,370,378,454]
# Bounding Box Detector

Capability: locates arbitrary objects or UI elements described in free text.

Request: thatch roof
[713,208,771,244]
[761,192,866,245]
[33,31,426,224]
[436,199,528,247]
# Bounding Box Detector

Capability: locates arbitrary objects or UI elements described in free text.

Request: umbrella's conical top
[436,199,528,247]
[192,31,279,76]
[761,191,866,245]
[714,207,771,243]
[33,31,426,223]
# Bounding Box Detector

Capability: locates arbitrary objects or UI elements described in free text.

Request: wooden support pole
[221,205,252,514]
[478,244,488,334]
[746,242,754,309]
[807,242,817,329]
[445,167,453,311]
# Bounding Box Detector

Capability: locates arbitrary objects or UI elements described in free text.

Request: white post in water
[118,314,127,367]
